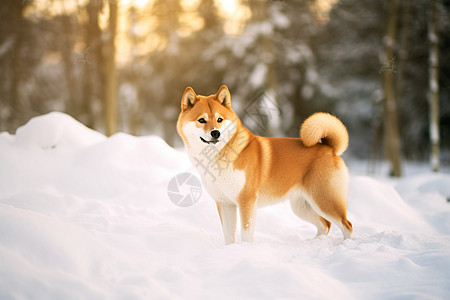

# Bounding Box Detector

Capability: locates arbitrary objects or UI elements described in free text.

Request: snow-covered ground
[1,112,449,299]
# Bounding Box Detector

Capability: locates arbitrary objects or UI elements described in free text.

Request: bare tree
[60,15,77,122]
[7,2,26,131]
[382,0,403,177]
[104,1,118,136]
[428,0,440,172]
[81,0,103,129]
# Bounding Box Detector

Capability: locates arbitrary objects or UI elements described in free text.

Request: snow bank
[348,176,434,233]
[0,112,449,299]
[14,112,106,149]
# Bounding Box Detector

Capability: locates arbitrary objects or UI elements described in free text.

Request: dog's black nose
[211,130,220,139]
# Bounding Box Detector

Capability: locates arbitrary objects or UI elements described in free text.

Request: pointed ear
[216,85,231,108]
[181,87,197,111]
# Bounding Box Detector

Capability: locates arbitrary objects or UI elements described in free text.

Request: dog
[177,85,353,244]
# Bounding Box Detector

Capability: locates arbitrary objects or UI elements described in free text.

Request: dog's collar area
[200,137,219,145]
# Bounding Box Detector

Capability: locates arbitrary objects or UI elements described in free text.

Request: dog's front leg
[216,202,237,244]
[238,194,257,243]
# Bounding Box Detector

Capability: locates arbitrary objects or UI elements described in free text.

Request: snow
[1,112,450,299]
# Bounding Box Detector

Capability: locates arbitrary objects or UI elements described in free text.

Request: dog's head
[177,85,239,150]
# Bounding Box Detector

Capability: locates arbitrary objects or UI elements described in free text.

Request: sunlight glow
[215,0,238,16]
[314,0,340,22]
[215,0,250,35]
[132,0,151,8]
[25,0,339,66]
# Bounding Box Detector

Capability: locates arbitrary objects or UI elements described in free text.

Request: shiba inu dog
[177,85,353,244]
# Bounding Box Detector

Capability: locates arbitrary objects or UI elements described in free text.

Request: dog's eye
[217,118,223,123]
[198,118,206,124]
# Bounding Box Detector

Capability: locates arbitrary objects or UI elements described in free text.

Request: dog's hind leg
[290,197,331,237]
[216,202,237,244]
[306,184,353,239]
[303,161,353,240]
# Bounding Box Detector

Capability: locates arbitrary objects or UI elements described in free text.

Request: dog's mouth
[200,137,219,145]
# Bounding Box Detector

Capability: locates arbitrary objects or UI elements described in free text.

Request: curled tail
[300,113,348,156]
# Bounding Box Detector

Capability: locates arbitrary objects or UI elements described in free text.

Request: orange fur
[300,112,348,156]
[177,85,353,244]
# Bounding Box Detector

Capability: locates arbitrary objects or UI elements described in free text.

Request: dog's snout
[211,130,220,139]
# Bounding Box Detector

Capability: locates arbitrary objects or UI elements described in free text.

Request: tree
[104,1,118,136]
[428,0,440,172]
[0,1,27,132]
[81,0,103,129]
[59,14,77,124]
[316,0,446,165]
[382,0,403,177]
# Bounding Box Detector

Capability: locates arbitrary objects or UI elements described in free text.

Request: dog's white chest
[205,167,246,204]
[188,149,245,204]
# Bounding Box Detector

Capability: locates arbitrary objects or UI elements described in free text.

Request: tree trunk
[428,0,440,172]
[8,4,25,131]
[382,0,403,177]
[81,0,103,129]
[61,16,76,120]
[104,1,118,136]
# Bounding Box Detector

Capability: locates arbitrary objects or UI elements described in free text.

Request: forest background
[0,0,449,176]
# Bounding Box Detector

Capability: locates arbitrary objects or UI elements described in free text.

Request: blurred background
[0,0,449,175]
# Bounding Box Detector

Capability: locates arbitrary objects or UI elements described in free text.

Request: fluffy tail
[300,113,348,156]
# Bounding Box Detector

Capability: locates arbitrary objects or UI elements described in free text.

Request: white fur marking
[218,204,237,244]
[241,208,256,243]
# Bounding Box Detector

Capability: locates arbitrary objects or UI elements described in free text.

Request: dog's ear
[216,85,231,109]
[181,87,197,111]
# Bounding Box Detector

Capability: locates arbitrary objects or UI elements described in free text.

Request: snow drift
[0,112,449,299]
